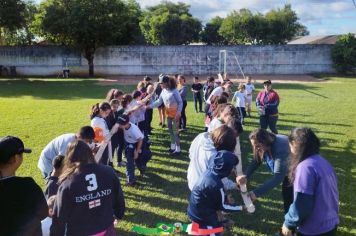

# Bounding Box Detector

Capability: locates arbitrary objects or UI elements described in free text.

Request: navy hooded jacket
[187,151,243,227]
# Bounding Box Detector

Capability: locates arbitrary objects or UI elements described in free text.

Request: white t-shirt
[244,83,255,98]
[38,133,76,176]
[41,217,52,236]
[233,91,246,108]
[207,87,223,104]
[208,118,223,132]
[91,117,110,142]
[124,123,144,144]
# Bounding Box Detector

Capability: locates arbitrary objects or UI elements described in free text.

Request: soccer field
[0,76,355,235]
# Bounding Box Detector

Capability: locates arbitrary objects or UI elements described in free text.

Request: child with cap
[117,114,144,186]
[0,136,48,236]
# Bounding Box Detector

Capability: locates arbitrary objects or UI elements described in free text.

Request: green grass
[0,77,356,235]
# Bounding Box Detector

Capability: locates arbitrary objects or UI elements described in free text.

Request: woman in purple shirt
[281,128,339,236]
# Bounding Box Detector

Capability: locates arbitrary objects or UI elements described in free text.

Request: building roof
[288,35,339,45]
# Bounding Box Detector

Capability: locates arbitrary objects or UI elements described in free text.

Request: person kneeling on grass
[188,151,244,236]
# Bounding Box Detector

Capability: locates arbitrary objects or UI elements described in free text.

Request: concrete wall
[0,45,335,76]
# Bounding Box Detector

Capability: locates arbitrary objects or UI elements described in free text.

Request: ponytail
[90,103,100,119]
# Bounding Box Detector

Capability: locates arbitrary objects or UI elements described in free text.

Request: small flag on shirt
[89,199,101,209]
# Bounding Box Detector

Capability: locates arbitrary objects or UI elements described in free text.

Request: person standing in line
[244,76,255,117]
[50,140,125,236]
[147,75,183,156]
[154,79,166,128]
[192,76,203,113]
[281,128,339,236]
[0,136,48,236]
[177,75,188,130]
[232,83,247,124]
[256,80,280,134]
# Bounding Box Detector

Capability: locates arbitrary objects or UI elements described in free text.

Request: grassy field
[0,76,355,235]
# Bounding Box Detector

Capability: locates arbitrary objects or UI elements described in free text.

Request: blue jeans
[259,115,278,134]
[125,143,136,183]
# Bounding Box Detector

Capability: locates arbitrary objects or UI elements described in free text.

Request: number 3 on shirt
[85,174,98,191]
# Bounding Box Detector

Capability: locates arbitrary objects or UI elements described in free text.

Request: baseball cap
[263,80,272,85]
[117,114,130,125]
[158,74,169,84]
[0,136,32,164]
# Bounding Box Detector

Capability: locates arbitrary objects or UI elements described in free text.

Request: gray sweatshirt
[151,88,183,112]
[178,85,188,101]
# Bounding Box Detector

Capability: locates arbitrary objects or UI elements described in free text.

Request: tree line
[1,0,310,76]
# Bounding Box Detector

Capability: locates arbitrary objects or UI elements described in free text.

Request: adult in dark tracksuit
[188,151,244,235]
[256,80,280,134]
[237,128,292,213]
[50,140,125,236]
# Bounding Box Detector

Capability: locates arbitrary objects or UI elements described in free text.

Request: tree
[33,0,140,76]
[140,2,202,45]
[200,16,226,45]
[264,4,303,44]
[0,0,27,44]
[219,4,307,45]
[331,33,356,74]
[1,1,38,46]
[219,9,267,45]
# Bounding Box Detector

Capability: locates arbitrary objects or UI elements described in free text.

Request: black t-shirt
[50,163,125,236]
[0,176,48,236]
[192,83,203,92]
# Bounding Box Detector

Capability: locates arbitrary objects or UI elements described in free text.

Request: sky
[35,0,356,35]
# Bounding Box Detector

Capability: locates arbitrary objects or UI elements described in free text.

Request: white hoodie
[187,132,237,191]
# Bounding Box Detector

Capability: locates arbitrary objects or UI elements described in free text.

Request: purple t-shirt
[294,154,339,235]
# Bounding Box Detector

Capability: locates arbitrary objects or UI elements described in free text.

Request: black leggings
[194,92,202,112]
[282,176,294,214]
[180,100,187,129]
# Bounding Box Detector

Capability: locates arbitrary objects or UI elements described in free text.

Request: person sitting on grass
[281,128,339,236]
[187,150,244,236]
[117,114,144,186]
[0,136,48,236]
[45,155,64,199]
[38,126,95,178]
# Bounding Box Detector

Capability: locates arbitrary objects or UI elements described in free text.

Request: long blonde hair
[58,140,95,183]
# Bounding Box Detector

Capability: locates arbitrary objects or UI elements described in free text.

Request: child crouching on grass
[117,114,151,186]
[188,150,245,235]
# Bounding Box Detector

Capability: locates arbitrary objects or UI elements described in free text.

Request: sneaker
[162,124,166,128]
[168,148,175,153]
[139,169,146,177]
[159,122,162,126]
[117,161,127,167]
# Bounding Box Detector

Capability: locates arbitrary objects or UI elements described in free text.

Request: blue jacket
[188,151,242,227]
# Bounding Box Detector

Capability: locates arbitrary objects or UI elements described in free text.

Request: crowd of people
[0,74,339,236]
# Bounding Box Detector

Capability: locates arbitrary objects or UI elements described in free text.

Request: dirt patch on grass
[95,74,327,86]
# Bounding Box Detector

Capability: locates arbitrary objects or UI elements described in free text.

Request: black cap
[117,114,130,125]
[263,80,272,85]
[0,136,32,164]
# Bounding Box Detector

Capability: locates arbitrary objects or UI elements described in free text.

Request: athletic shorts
[245,96,253,107]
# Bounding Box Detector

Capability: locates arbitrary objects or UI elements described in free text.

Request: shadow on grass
[0,78,137,99]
